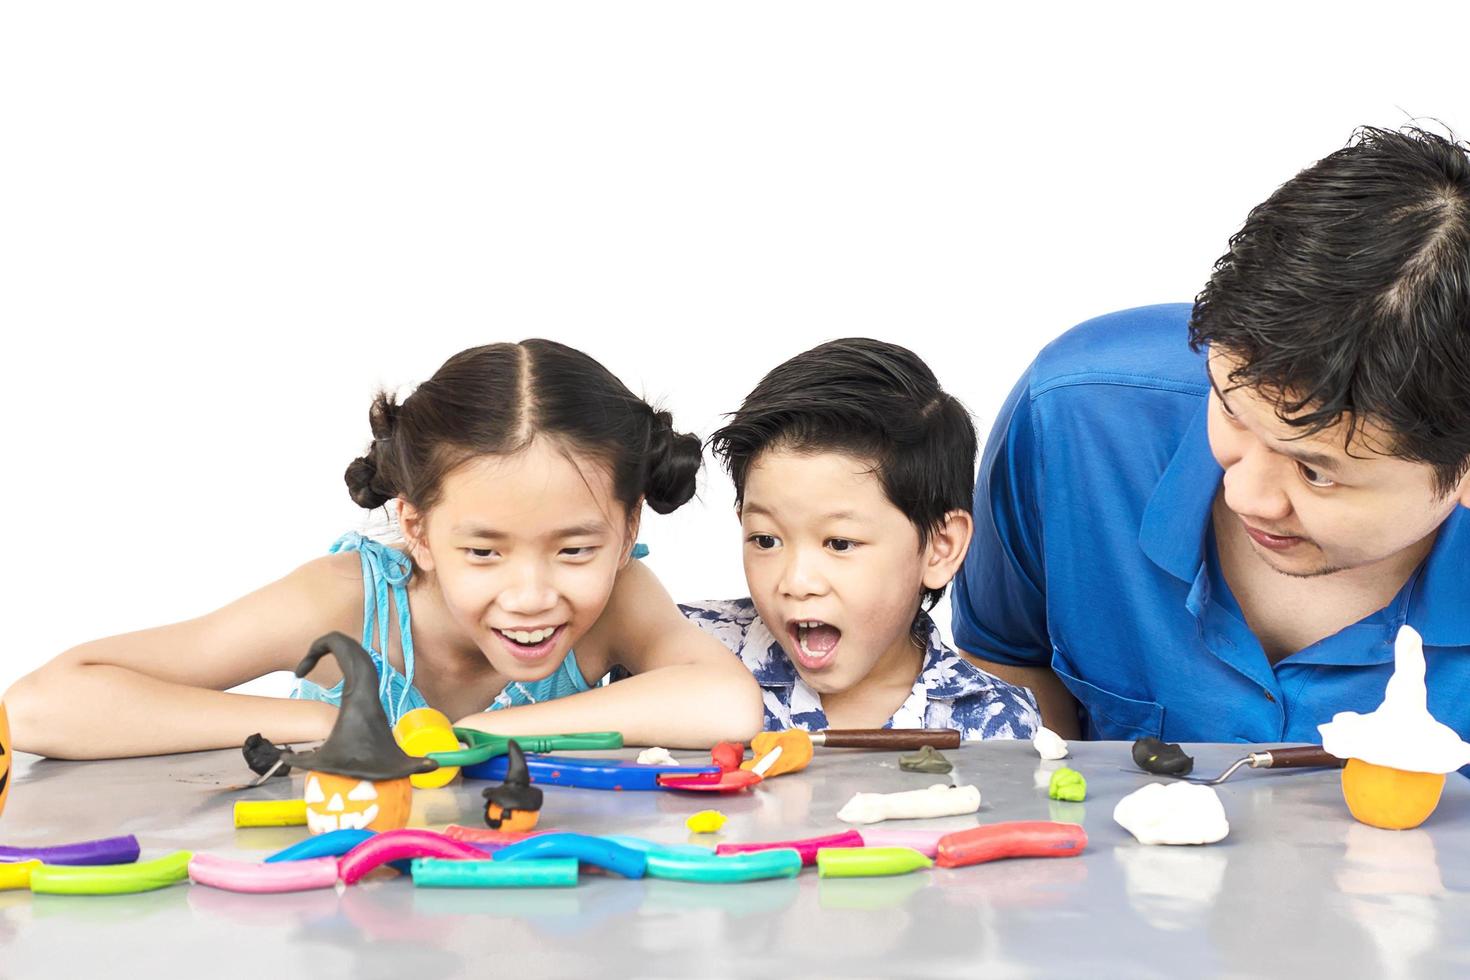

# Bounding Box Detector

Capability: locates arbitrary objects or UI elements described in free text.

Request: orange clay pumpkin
[0,701,11,820]
[741,730,815,777]
[1341,758,1446,831]
[304,771,413,834]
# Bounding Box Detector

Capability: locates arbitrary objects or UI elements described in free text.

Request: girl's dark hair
[345,340,702,520]
[708,338,977,613]
[1189,125,1470,495]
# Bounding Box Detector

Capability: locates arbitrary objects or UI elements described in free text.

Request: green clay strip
[411,857,579,888]
[0,859,41,891]
[644,847,802,883]
[816,846,933,878]
[29,851,193,895]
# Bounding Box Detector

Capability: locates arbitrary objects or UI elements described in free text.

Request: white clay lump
[1033,727,1070,761]
[837,784,981,824]
[1113,782,1229,845]
[636,747,681,766]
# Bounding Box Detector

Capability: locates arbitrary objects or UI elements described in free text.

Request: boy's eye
[826,538,858,553]
[747,534,780,550]
[1298,463,1336,488]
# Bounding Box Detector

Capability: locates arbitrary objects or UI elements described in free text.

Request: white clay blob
[1113,782,1230,845]
[1318,625,1470,775]
[837,783,981,825]
[1033,727,1069,760]
[636,747,680,766]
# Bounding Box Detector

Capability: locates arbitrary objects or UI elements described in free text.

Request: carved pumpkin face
[303,771,411,834]
[0,701,10,820]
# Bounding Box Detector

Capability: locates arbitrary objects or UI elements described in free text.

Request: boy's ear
[398,498,435,572]
[920,508,974,592]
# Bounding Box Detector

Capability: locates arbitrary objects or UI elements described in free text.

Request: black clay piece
[276,632,439,781]
[482,740,544,813]
[242,733,290,777]
[898,745,954,775]
[1132,737,1195,776]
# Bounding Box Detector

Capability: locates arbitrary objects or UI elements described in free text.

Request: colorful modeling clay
[645,847,802,883]
[837,784,981,825]
[1132,737,1195,776]
[856,828,949,858]
[412,857,580,889]
[716,830,864,866]
[935,821,1088,868]
[242,733,291,779]
[898,745,953,774]
[636,747,681,766]
[740,730,814,777]
[483,741,544,831]
[0,834,141,866]
[189,854,340,894]
[0,859,39,891]
[601,836,713,857]
[1319,625,1470,830]
[0,700,10,819]
[265,828,375,863]
[1113,782,1229,845]
[464,753,719,790]
[234,799,309,828]
[493,833,648,879]
[442,825,551,845]
[816,846,933,878]
[711,742,745,772]
[28,850,193,895]
[393,707,462,789]
[1048,768,1087,802]
[1032,727,1069,760]
[277,633,437,834]
[685,810,727,834]
[338,828,490,885]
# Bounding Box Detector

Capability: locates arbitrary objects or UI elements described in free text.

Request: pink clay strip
[855,828,949,857]
[716,830,864,866]
[338,829,489,885]
[189,854,340,894]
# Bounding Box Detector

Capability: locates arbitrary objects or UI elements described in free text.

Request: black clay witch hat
[278,632,440,781]
[482,740,543,812]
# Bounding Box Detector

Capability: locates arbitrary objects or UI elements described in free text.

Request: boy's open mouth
[789,619,842,670]
[493,624,566,663]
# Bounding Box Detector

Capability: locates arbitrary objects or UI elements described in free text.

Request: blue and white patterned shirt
[680,598,1041,739]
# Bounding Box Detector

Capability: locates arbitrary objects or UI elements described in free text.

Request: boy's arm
[455,561,763,749]
[3,556,355,758]
[952,371,1081,739]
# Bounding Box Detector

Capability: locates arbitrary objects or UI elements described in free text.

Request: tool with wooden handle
[1181,746,1345,785]
[809,729,962,750]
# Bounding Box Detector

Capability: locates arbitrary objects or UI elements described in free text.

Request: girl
[7,341,763,757]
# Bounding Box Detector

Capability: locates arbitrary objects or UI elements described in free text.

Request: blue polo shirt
[952,303,1470,744]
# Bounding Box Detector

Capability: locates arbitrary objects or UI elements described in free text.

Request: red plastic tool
[656,769,763,793]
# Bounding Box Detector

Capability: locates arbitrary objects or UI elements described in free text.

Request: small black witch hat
[278,632,439,782]
[482,740,543,812]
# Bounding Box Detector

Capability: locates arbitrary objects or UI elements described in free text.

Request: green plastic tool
[427,728,624,768]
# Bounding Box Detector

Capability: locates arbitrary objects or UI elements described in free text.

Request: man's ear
[620,498,645,568]
[398,498,435,572]
[920,508,975,592]
[1457,470,1470,512]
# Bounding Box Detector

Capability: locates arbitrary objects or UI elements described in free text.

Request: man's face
[1205,350,1468,578]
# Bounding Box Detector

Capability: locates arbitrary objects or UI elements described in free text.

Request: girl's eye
[1298,463,1336,489]
[467,548,498,559]
[560,546,596,558]
[748,534,779,550]
[826,538,857,553]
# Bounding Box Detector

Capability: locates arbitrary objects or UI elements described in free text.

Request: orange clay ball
[741,730,815,777]
[1341,757,1446,830]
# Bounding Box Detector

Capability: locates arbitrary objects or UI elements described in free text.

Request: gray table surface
[2,740,1468,979]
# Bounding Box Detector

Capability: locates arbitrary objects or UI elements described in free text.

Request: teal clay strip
[30,851,193,895]
[644,847,802,883]
[411,857,579,888]
[816,846,933,878]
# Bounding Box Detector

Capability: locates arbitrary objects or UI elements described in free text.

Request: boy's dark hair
[709,338,977,612]
[1189,125,1470,495]
[345,339,702,519]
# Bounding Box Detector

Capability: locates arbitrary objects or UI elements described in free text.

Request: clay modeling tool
[740,731,814,776]
[816,846,933,878]
[656,768,763,792]
[935,821,1088,869]
[465,753,719,790]
[1173,746,1344,786]
[435,728,623,768]
[810,728,962,749]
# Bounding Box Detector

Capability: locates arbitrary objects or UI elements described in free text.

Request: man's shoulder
[1027,303,1209,401]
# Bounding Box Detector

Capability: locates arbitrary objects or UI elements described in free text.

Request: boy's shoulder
[678,598,795,682]
[905,618,1041,740]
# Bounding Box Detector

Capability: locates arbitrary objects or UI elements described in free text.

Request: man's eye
[827,538,857,553]
[748,534,779,550]
[1299,463,1336,488]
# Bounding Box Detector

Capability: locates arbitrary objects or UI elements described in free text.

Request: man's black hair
[1189,125,1470,494]
[709,338,977,612]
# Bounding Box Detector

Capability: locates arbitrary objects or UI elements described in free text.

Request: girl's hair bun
[344,391,401,509]
[643,409,702,514]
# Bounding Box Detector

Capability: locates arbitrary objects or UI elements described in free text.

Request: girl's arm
[3,556,358,759]
[455,561,763,749]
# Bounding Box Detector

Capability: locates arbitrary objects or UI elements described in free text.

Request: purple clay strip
[0,835,141,867]
[855,828,949,858]
[716,830,864,866]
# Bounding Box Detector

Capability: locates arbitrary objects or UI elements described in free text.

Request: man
[954,126,1470,741]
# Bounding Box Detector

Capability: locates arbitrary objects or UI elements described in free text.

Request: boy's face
[739,447,944,697]
[1206,350,1470,578]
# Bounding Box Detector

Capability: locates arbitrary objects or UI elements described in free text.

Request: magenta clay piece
[715,830,864,866]
[441,825,556,845]
[189,854,340,894]
[857,828,950,858]
[338,829,489,885]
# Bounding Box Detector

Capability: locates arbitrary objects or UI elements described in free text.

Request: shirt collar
[1139,399,1221,584]
[1407,505,1470,648]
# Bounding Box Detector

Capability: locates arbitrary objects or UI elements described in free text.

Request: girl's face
[402,438,636,680]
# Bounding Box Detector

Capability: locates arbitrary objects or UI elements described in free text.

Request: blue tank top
[291,532,645,725]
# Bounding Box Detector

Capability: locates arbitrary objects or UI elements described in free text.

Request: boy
[683,339,1040,738]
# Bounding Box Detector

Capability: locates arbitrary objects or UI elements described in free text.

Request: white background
[3,2,1467,695]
